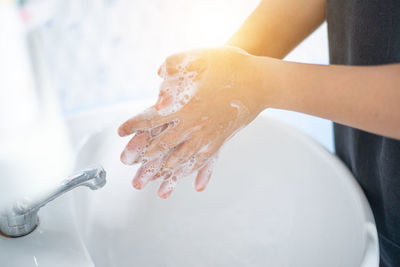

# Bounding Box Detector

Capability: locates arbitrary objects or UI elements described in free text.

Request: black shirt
[326,1,400,266]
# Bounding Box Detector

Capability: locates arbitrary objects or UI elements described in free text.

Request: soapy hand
[118,46,263,198]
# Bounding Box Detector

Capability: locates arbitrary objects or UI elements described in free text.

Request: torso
[326,0,400,266]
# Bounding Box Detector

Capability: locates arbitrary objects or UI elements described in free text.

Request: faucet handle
[0,166,106,237]
[57,166,106,194]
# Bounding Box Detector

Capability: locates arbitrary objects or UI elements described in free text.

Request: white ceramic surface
[0,193,93,267]
[0,100,379,266]
[68,100,379,267]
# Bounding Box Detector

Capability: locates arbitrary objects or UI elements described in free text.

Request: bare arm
[226,0,400,138]
[254,58,400,139]
[226,0,326,58]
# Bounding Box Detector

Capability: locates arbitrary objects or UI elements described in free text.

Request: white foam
[198,142,212,154]
[139,107,158,120]
[156,54,199,116]
[230,99,249,119]
[226,99,251,141]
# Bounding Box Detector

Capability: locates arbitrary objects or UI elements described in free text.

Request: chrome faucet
[0,1,107,238]
[0,166,106,238]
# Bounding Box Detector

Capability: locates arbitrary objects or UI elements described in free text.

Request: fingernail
[133,169,152,189]
[195,187,204,192]
[121,148,139,165]
[194,160,215,192]
[160,190,172,199]
[132,178,143,190]
[194,182,206,192]
[158,62,167,79]
[158,175,176,198]
[133,159,163,189]
[194,173,210,191]
[118,127,126,137]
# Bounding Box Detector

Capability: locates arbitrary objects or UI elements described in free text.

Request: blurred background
[25,0,332,151]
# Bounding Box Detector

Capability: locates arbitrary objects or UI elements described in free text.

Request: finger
[165,138,220,177]
[150,123,169,138]
[154,78,182,114]
[132,157,165,190]
[154,88,174,111]
[163,54,191,77]
[157,61,167,78]
[163,139,199,171]
[149,149,175,181]
[157,149,218,199]
[194,157,216,192]
[143,125,188,160]
[120,131,150,165]
[150,169,170,181]
[118,107,177,137]
[189,140,222,172]
[132,123,175,164]
[157,170,183,199]
[158,51,204,78]
[157,145,217,199]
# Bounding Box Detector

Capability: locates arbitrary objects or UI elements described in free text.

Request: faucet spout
[0,166,106,237]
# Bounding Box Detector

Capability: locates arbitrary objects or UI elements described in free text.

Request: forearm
[254,57,400,139]
[226,0,326,58]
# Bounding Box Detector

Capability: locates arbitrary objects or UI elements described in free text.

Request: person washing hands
[118,0,400,265]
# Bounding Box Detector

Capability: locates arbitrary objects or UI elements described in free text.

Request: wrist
[246,55,286,112]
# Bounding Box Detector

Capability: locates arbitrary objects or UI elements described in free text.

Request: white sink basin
[0,189,93,267]
[67,100,379,267]
[0,100,379,266]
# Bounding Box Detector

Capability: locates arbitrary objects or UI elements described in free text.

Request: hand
[118,46,264,198]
